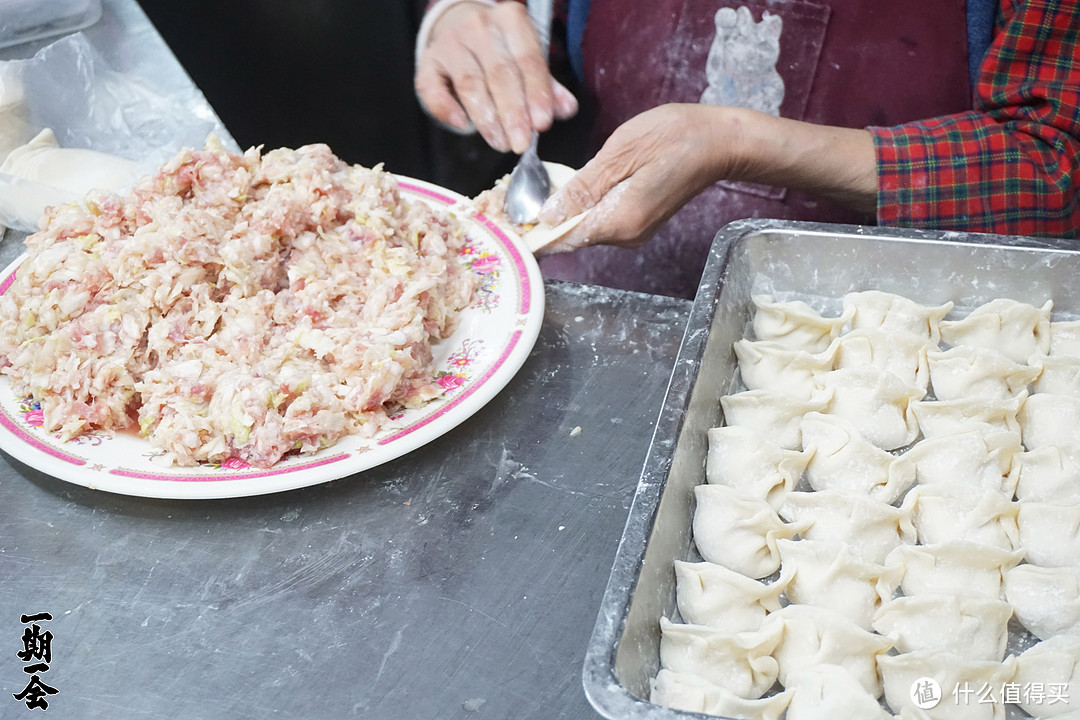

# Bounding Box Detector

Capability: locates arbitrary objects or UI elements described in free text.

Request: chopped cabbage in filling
[0,139,477,468]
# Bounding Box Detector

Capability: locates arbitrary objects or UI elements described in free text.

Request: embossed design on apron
[699,7,785,117]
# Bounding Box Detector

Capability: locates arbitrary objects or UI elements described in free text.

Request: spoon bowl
[504,132,551,225]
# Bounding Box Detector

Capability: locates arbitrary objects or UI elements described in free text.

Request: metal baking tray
[581,219,1080,719]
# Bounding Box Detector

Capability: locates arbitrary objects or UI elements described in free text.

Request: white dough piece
[0,127,139,197]
[674,560,786,632]
[799,412,917,504]
[1004,564,1080,639]
[878,651,1018,720]
[1050,319,1080,357]
[0,64,30,162]
[761,603,892,697]
[1017,500,1080,568]
[751,295,851,353]
[813,366,924,450]
[720,389,830,450]
[927,345,1041,402]
[1014,446,1080,504]
[693,484,807,579]
[939,298,1053,363]
[1031,354,1080,397]
[777,489,915,564]
[705,426,811,509]
[834,328,933,391]
[734,338,837,397]
[880,542,1023,600]
[842,290,953,343]
[871,594,1013,662]
[909,392,1025,440]
[901,485,1020,551]
[650,669,792,719]
[1013,635,1080,718]
[776,539,896,631]
[658,616,781,699]
[902,428,1022,496]
[1018,392,1080,451]
[783,663,892,720]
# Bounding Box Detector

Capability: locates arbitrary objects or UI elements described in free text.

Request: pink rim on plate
[0,176,545,499]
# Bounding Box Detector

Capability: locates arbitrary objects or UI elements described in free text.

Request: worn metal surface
[582,219,1080,720]
[0,2,695,717]
[0,277,690,720]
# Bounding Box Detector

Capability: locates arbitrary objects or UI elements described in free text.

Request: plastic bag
[0,32,234,232]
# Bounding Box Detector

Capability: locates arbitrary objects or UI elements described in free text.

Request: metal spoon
[504,0,553,225]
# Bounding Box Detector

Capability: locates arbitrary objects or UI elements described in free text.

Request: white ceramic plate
[0,176,545,499]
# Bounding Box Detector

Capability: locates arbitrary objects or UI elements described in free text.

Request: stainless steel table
[0,274,691,720]
[0,5,694,717]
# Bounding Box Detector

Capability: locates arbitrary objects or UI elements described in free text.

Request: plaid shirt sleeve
[870,0,1080,237]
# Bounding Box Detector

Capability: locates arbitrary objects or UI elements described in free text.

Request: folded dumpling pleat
[658,616,781,699]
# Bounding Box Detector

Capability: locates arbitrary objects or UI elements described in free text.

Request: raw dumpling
[1004,564,1080,639]
[902,429,1021,496]
[776,539,895,631]
[1017,501,1080,568]
[927,345,1040,402]
[800,412,917,504]
[813,366,924,450]
[834,328,932,391]
[1018,393,1080,451]
[783,663,892,720]
[1014,446,1080,504]
[761,603,892,697]
[909,392,1025,439]
[658,616,781,698]
[650,669,792,719]
[880,542,1023,600]
[674,560,786,632]
[777,489,915,564]
[843,290,953,343]
[751,295,850,353]
[939,298,1052,363]
[734,338,836,397]
[1050,319,1080,357]
[1012,635,1080,718]
[1030,354,1080,397]
[705,426,811,509]
[720,389,830,450]
[871,594,1012,662]
[878,651,1018,720]
[902,486,1020,551]
[693,484,807,579]
[0,127,140,197]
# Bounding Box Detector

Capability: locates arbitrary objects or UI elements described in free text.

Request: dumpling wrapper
[658,616,781,699]
[523,162,586,252]
[650,669,792,719]
[1013,635,1080,718]
[1004,564,1080,639]
[1,127,139,197]
[783,663,892,720]
[878,651,1018,720]
[674,560,786,632]
[880,541,1023,600]
[871,594,1013,662]
[761,602,893,697]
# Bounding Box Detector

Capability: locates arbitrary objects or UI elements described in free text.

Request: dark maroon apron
[538,0,972,298]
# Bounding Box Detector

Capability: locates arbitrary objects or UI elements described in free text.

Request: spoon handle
[527,0,553,61]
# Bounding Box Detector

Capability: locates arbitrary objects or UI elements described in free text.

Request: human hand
[536,104,740,252]
[414,1,579,154]
[536,103,877,253]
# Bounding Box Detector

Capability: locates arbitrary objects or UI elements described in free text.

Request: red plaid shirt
[871,0,1080,238]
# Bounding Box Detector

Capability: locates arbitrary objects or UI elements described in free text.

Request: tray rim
[580,218,1080,720]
